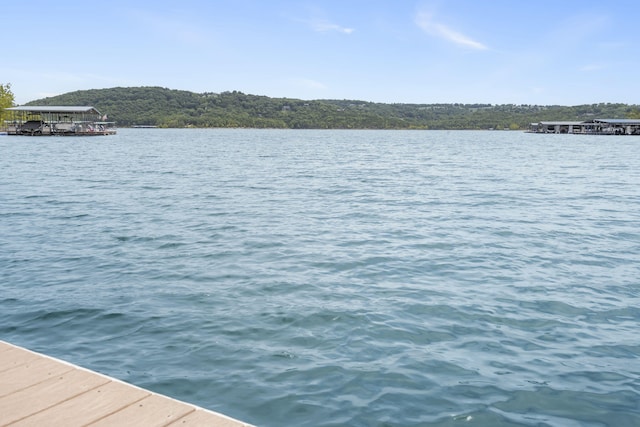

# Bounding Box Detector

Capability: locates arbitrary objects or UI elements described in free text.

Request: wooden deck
[0,341,252,426]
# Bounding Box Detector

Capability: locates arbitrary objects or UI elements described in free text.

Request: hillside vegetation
[26,86,640,130]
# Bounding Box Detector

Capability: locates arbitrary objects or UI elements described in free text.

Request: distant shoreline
[23,86,640,131]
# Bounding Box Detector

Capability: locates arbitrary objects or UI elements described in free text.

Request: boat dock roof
[592,118,640,125]
[6,106,102,115]
[0,340,252,426]
[538,121,584,125]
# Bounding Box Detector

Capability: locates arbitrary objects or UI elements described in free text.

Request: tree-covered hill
[26,86,640,130]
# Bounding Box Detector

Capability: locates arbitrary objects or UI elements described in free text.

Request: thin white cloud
[311,19,355,35]
[292,78,327,90]
[415,11,487,50]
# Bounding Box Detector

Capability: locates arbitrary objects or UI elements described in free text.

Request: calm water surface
[1,129,639,426]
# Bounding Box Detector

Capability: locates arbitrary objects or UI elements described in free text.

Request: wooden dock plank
[166,409,249,427]
[0,347,41,373]
[0,341,252,427]
[10,381,149,427]
[88,393,196,426]
[0,357,74,398]
[0,368,111,425]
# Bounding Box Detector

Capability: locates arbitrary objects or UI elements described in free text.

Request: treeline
[26,86,640,130]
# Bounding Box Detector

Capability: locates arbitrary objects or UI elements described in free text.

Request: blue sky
[3,0,639,105]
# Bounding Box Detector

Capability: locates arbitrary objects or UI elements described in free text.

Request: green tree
[0,83,15,127]
[627,109,640,119]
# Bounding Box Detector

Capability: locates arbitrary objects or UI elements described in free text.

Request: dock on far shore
[0,341,253,427]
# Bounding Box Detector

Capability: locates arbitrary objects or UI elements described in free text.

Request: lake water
[1,129,639,426]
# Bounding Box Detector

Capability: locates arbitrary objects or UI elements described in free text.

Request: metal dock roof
[5,106,101,114]
[592,118,640,125]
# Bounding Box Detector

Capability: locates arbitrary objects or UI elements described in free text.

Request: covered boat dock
[3,106,116,136]
[529,119,640,135]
